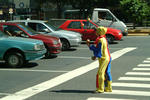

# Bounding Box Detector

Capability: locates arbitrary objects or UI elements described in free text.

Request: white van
[92,8,128,36]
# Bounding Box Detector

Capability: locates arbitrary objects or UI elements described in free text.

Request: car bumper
[47,43,62,54]
[120,28,128,36]
[69,38,82,47]
[114,33,123,41]
[122,31,128,36]
[25,49,46,60]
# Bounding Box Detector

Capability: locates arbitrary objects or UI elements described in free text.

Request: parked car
[59,19,123,43]
[0,31,46,67]
[0,22,61,58]
[8,20,82,50]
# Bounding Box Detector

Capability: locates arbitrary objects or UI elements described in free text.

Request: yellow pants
[96,58,112,92]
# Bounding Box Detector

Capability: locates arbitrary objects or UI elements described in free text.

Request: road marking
[119,77,150,81]
[0,47,136,100]
[0,69,69,73]
[77,47,89,50]
[146,58,150,60]
[0,93,11,96]
[58,56,91,59]
[143,60,150,63]
[106,90,150,96]
[87,97,135,100]
[110,48,136,60]
[133,68,150,71]
[137,64,150,67]
[112,82,150,88]
[126,72,150,75]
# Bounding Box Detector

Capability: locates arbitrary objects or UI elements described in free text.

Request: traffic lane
[25,36,150,100]
[0,43,126,98]
[35,43,122,71]
[0,68,67,94]
[0,44,124,92]
[26,47,149,100]
[0,44,95,97]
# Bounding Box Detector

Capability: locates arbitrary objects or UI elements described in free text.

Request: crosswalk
[87,57,150,100]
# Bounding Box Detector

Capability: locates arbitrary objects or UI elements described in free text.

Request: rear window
[67,21,81,29]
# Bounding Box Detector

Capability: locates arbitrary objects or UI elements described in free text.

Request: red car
[0,22,62,58]
[59,19,123,43]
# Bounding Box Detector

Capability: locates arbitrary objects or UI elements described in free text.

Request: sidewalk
[128,28,150,36]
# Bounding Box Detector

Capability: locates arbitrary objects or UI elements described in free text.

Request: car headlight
[124,28,128,32]
[53,40,59,45]
[34,44,44,50]
[119,32,122,35]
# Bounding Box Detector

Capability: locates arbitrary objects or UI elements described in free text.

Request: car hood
[52,30,81,37]
[31,34,58,42]
[107,27,121,33]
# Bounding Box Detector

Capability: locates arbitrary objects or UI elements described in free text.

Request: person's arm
[89,43,102,58]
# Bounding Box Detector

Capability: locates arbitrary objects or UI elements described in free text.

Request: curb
[128,29,150,36]
[128,33,150,36]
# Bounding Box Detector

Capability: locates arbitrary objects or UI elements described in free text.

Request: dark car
[0,22,62,58]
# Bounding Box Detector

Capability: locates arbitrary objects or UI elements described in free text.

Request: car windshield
[18,24,40,35]
[91,21,99,26]
[45,21,60,31]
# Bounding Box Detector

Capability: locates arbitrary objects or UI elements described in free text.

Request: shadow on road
[62,48,77,52]
[0,62,38,68]
[50,90,94,94]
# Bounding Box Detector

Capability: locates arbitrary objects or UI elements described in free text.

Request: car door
[65,21,90,41]
[82,21,97,41]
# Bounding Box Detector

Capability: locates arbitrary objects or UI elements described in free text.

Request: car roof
[8,20,47,23]
[66,19,87,21]
[0,22,18,25]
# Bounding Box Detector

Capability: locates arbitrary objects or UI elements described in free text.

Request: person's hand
[91,56,96,60]
[86,39,90,46]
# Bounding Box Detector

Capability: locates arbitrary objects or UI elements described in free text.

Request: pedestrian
[86,26,112,93]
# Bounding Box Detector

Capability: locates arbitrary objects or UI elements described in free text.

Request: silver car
[8,20,82,50]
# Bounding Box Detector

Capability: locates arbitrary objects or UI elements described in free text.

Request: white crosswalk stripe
[143,60,150,63]
[105,90,150,96]
[133,68,150,70]
[87,57,150,100]
[87,97,135,100]
[137,64,150,67]
[112,82,150,88]
[119,77,150,81]
[126,72,150,75]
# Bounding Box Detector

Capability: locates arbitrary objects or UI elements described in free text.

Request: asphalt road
[0,36,150,100]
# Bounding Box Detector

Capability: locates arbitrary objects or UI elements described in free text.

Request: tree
[120,0,150,28]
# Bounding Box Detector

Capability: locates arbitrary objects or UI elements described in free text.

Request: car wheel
[45,47,51,58]
[61,39,70,51]
[106,35,114,44]
[5,52,24,68]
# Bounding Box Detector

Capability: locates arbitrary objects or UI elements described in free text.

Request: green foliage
[120,0,150,24]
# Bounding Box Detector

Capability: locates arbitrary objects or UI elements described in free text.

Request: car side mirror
[41,29,50,33]
[112,18,116,22]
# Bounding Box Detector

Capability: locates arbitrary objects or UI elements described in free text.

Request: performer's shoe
[104,87,112,92]
[94,90,104,93]
[104,81,112,92]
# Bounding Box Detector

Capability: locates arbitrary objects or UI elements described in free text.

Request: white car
[8,20,82,50]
